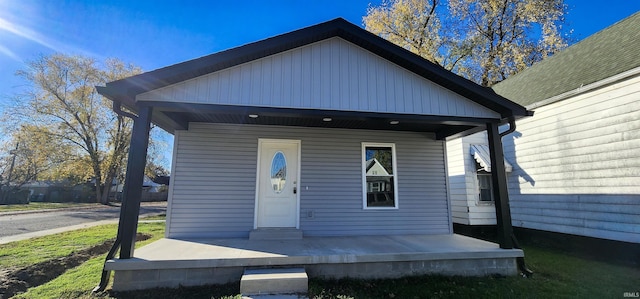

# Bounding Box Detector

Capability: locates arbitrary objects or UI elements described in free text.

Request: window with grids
[362,143,398,209]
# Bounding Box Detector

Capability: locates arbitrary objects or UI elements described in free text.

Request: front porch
[106,234,523,291]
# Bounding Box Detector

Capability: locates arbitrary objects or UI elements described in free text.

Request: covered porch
[106,234,523,291]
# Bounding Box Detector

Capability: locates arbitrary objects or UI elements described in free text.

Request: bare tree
[5,54,143,203]
[364,0,568,86]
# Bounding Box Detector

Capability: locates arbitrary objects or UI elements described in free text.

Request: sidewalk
[0,202,166,245]
[0,219,165,245]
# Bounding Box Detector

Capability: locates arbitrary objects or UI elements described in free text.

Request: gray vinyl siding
[506,74,640,243]
[446,133,497,225]
[137,37,499,119]
[167,123,450,238]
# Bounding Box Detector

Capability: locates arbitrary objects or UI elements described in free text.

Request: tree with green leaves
[1,53,157,204]
[364,0,568,86]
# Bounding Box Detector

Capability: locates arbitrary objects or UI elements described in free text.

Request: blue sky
[0,0,638,168]
[1,0,639,102]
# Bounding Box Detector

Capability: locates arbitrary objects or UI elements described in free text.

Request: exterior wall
[446,133,496,225]
[167,123,451,238]
[138,38,500,119]
[506,75,640,243]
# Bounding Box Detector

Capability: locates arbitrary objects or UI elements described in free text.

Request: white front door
[256,139,300,228]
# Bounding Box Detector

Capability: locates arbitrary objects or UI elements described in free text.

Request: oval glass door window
[271,151,287,193]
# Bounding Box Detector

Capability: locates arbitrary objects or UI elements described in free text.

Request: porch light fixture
[322,117,332,122]
[389,120,400,125]
[249,114,259,118]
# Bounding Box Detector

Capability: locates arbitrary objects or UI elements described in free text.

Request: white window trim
[362,142,399,210]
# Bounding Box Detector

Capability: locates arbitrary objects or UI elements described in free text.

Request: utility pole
[2,143,19,202]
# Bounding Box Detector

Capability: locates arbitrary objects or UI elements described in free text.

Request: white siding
[446,133,497,225]
[138,38,500,119]
[506,75,640,243]
[168,123,450,238]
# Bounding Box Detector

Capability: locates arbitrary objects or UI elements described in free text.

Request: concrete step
[249,228,303,240]
[240,268,308,296]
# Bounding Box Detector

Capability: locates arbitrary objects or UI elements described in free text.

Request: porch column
[486,122,514,249]
[117,105,153,259]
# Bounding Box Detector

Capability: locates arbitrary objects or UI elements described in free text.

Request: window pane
[366,176,395,207]
[271,151,286,193]
[365,146,395,207]
[365,147,393,174]
[478,174,493,202]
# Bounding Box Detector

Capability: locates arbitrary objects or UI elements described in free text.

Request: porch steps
[249,228,303,240]
[240,268,308,297]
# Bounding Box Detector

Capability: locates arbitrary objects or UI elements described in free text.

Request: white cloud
[0,43,20,61]
[0,16,60,51]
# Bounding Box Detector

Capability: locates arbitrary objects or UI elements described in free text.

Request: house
[447,12,640,245]
[111,176,168,202]
[364,157,394,206]
[96,18,530,291]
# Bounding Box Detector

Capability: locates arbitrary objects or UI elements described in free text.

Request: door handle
[293,186,297,194]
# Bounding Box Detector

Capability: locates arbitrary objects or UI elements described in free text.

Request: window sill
[363,206,399,210]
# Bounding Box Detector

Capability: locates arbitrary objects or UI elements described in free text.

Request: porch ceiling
[148,102,492,139]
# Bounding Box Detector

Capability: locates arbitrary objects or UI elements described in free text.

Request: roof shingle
[492,11,640,107]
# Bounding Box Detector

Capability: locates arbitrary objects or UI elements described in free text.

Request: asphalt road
[0,203,166,238]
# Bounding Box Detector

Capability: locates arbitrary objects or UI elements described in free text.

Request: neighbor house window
[362,143,398,209]
[476,167,493,203]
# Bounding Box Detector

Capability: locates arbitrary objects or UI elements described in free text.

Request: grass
[5,225,639,299]
[140,213,166,221]
[11,221,165,299]
[0,210,163,269]
[309,245,640,298]
[0,224,121,269]
[0,202,99,212]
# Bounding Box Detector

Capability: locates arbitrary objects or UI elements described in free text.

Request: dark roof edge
[98,17,529,119]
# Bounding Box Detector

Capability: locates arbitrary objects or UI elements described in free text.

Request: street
[0,203,165,238]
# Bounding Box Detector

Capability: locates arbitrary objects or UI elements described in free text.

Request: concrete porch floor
[106,234,523,291]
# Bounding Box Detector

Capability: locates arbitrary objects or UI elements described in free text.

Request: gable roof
[98,18,527,121]
[492,11,640,107]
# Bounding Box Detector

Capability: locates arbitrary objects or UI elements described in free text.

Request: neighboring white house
[447,133,513,225]
[448,11,640,244]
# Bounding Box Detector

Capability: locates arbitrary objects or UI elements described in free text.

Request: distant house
[112,176,168,201]
[96,18,529,291]
[447,12,640,244]
[365,157,395,207]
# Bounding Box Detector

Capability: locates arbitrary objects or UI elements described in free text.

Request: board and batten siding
[137,37,500,119]
[446,134,497,225]
[505,74,640,243]
[167,123,450,238]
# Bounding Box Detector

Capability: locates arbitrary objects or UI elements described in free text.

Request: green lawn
[9,222,165,299]
[5,224,639,299]
[309,246,640,298]
[0,202,100,212]
[0,224,121,269]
